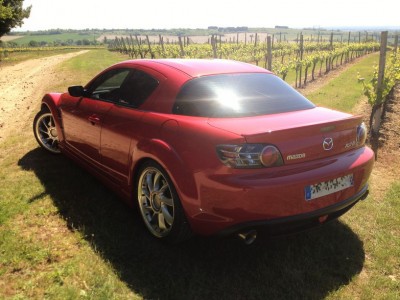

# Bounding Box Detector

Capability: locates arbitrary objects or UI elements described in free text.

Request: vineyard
[1,29,396,88]
[108,34,380,87]
[0,33,400,299]
[0,37,381,88]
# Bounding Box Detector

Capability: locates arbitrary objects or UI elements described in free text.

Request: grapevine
[108,37,379,86]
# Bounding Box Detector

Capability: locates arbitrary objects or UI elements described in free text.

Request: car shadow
[19,148,366,300]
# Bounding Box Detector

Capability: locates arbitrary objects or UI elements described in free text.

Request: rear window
[173,73,315,117]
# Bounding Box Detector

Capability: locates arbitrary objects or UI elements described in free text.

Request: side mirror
[68,86,86,97]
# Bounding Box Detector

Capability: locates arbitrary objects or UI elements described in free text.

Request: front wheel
[33,110,61,154]
[137,161,192,243]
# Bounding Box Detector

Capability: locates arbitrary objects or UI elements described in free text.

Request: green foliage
[0,0,31,37]
[273,60,292,80]
[358,50,400,107]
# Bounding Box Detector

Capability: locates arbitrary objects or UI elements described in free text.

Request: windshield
[173,73,315,117]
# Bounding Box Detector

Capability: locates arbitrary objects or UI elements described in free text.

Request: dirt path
[0,50,89,142]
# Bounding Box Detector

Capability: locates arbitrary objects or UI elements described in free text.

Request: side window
[88,69,131,102]
[118,70,159,107]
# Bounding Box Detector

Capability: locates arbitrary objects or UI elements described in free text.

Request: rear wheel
[137,161,192,243]
[33,110,61,154]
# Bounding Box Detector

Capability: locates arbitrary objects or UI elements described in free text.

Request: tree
[0,0,31,38]
[28,40,37,47]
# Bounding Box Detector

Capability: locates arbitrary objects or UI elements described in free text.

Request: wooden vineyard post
[178,36,185,57]
[254,33,258,47]
[298,33,304,88]
[348,31,351,44]
[135,35,144,58]
[113,37,121,53]
[394,35,398,53]
[266,36,272,71]
[211,35,217,58]
[120,38,128,54]
[145,35,154,59]
[295,34,304,88]
[237,32,239,45]
[329,32,333,50]
[376,31,388,101]
[129,35,137,58]
[371,31,388,136]
[125,37,133,58]
[159,34,165,57]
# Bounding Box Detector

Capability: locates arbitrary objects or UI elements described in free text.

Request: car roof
[115,59,272,78]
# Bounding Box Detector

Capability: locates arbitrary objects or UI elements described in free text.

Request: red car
[33,59,374,244]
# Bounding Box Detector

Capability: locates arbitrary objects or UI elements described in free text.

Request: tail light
[216,144,283,168]
[356,122,367,146]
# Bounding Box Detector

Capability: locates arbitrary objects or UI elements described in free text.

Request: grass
[51,49,127,91]
[303,53,380,112]
[0,50,399,299]
[330,182,400,299]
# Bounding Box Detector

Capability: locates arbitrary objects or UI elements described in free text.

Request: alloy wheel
[34,112,60,153]
[137,166,175,237]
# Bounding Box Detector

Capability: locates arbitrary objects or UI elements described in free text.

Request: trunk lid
[208,107,362,164]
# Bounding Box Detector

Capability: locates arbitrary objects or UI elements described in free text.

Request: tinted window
[118,70,159,107]
[173,73,315,117]
[88,69,130,102]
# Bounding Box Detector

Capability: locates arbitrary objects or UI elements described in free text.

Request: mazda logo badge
[323,138,334,151]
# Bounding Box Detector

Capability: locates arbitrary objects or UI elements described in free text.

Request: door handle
[88,115,100,125]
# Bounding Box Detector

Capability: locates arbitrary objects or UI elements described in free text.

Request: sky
[14,0,400,31]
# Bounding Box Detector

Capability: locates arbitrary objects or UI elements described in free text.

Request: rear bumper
[217,183,369,237]
[182,146,374,236]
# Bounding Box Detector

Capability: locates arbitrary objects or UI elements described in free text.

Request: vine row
[108,36,379,86]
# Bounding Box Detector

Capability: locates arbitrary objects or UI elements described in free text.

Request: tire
[33,110,61,154]
[136,161,192,243]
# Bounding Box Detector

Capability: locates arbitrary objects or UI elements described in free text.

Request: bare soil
[370,85,400,199]
[0,51,89,142]
[0,35,23,42]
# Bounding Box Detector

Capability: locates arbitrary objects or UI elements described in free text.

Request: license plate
[305,174,354,201]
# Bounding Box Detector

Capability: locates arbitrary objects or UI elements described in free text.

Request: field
[5,27,398,47]
[98,30,347,44]
[0,49,399,299]
[0,35,23,42]
[4,33,101,45]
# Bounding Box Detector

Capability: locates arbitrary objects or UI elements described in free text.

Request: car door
[61,68,131,165]
[100,68,161,189]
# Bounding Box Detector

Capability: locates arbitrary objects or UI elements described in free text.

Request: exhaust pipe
[238,229,257,245]
[360,189,369,201]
